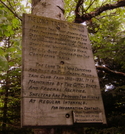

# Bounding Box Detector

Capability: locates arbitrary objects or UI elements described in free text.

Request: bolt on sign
[21,14,106,126]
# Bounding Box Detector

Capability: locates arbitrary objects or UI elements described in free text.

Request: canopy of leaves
[0,0,32,133]
[65,0,125,133]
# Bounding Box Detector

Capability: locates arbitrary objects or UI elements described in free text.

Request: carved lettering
[39,99,60,104]
[29,92,51,97]
[22,14,106,126]
[28,80,54,85]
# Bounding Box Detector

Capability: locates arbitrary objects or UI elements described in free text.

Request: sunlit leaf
[0,56,8,71]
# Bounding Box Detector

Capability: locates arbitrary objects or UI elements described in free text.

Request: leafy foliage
[65,0,125,133]
[0,0,31,133]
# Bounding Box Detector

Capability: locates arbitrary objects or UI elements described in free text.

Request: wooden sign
[21,14,106,126]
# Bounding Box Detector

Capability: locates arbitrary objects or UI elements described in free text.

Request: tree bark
[32,0,65,20]
[31,0,86,134]
[75,0,125,23]
[2,76,9,134]
[31,0,67,133]
[33,128,55,134]
[96,66,125,77]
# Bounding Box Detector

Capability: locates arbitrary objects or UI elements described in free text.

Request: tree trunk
[32,0,64,134]
[31,0,84,134]
[2,63,9,134]
[32,0,65,20]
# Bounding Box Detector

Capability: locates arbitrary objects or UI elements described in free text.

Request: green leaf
[7,25,12,31]
[12,18,19,28]
[0,56,8,71]
[4,31,10,37]
[0,48,4,56]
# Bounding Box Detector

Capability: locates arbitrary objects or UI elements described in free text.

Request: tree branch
[6,0,15,13]
[75,0,84,23]
[96,66,125,77]
[0,0,22,21]
[75,0,125,23]
[84,0,95,13]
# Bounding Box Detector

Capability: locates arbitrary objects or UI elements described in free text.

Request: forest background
[0,0,125,133]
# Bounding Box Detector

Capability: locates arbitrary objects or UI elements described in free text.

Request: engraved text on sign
[21,14,106,126]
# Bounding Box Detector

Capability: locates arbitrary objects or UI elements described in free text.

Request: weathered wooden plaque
[21,14,106,126]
